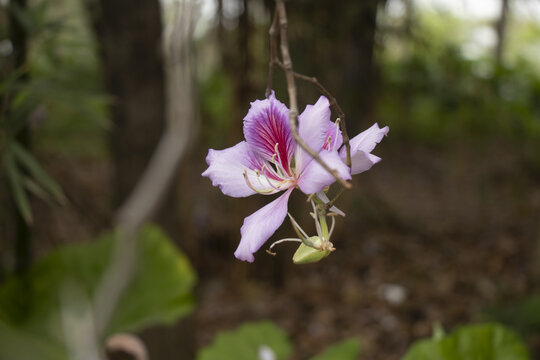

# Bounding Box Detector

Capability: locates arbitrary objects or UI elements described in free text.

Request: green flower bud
[292,236,331,264]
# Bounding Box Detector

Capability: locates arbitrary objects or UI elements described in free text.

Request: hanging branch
[268,0,352,192]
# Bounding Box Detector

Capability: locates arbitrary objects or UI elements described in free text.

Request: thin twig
[272,59,352,170]
[275,0,351,189]
[290,71,352,169]
[265,8,279,98]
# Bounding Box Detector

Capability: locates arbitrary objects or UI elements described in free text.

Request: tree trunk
[86,0,166,206]
[85,1,192,359]
[8,0,32,275]
[288,0,384,133]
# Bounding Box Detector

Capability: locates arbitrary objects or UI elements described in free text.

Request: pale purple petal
[234,189,293,262]
[349,123,388,154]
[202,141,278,197]
[340,123,388,175]
[297,150,351,195]
[348,152,381,175]
[295,96,331,172]
[323,120,343,152]
[243,92,295,172]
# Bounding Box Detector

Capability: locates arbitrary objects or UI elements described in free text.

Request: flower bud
[292,236,331,264]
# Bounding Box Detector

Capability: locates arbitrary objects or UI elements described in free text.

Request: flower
[202,92,388,262]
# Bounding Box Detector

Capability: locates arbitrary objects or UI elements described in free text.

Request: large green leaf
[311,338,361,360]
[402,323,530,360]
[0,224,196,360]
[196,321,293,360]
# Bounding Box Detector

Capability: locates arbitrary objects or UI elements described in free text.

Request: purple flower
[202,92,388,262]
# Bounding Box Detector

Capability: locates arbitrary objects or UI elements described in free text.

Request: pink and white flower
[202,92,388,262]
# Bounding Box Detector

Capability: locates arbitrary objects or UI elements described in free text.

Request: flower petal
[295,96,331,172]
[340,123,388,175]
[202,141,277,197]
[323,120,343,152]
[243,92,295,172]
[297,150,351,195]
[348,152,381,175]
[234,189,293,262]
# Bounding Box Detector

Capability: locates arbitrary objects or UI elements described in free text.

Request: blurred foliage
[196,321,293,360]
[199,69,235,148]
[0,224,196,360]
[483,295,540,339]
[2,0,109,158]
[197,321,360,360]
[378,47,540,146]
[311,338,361,360]
[1,0,109,224]
[402,323,530,360]
[377,6,540,147]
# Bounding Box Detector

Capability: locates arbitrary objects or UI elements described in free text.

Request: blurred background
[1,0,540,359]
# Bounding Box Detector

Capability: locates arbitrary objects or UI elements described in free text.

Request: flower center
[243,142,297,194]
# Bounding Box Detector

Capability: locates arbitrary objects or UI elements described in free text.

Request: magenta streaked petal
[243,92,295,172]
[234,189,293,262]
[202,141,278,197]
[295,96,331,172]
[297,150,351,195]
[340,123,388,175]
[323,120,343,151]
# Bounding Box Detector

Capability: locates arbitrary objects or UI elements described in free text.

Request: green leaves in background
[197,321,293,360]
[2,139,67,224]
[311,338,361,360]
[197,321,361,360]
[0,225,196,360]
[484,295,540,338]
[402,323,530,360]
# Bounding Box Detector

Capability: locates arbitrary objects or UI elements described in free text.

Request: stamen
[266,238,302,256]
[243,170,275,194]
[272,142,291,177]
[260,165,283,190]
[326,216,336,242]
[333,118,341,152]
[287,213,310,241]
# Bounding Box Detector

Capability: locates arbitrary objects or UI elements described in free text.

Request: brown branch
[265,8,279,98]
[275,0,351,189]
[272,60,352,170]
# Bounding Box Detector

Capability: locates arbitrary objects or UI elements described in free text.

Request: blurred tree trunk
[495,0,510,66]
[85,0,166,205]
[288,0,384,133]
[8,0,32,275]
[85,1,191,359]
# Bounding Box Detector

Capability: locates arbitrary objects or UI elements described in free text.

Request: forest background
[1,0,540,359]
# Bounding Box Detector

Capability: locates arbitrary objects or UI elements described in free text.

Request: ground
[33,139,540,359]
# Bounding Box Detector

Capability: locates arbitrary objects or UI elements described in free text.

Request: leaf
[311,338,361,360]
[402,323,531,360]
[11,141,66,204]
[3,150,33,224]
[0,321,65,360]
[0,224,196,359]
[483,295,540,337]
[196,321,293,360]
[106,225,197,334]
